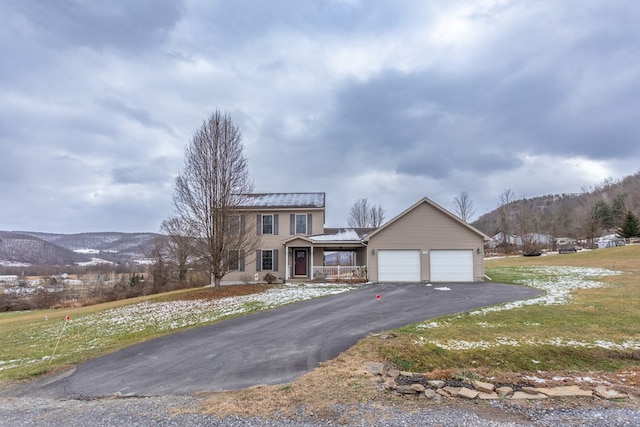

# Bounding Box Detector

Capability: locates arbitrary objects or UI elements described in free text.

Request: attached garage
[377,250,420,282]
[364,197,489,283]
[430,249,474,282]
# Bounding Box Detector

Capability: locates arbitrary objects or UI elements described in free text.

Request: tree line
[472,172,640,252]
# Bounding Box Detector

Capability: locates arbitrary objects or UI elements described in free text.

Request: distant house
[596,234,626,249]
[487,232,553,251]
[221,193,489,283]
[487,233,521,249]
[0,275,18,284]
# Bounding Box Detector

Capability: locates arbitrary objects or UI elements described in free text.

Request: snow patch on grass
[417,266,618,330]
[1,283,356,370]
[77,283,355,336]
[413,266,629,350]
[414,337,640,351]
[469,266,620,316]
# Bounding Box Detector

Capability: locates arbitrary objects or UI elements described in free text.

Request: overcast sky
[2,0,639,233]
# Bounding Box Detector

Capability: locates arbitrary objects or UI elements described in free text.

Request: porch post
[310,246,314,280]
[285,244,289,281]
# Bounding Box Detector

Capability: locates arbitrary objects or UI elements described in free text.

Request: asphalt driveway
[14,282,540,398]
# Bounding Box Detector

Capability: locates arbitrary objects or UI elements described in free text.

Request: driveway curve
[15,282,540,398]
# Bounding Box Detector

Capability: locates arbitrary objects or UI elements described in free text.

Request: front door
[294,249,307,276]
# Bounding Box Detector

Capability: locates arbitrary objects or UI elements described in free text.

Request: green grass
[243,300,265,312]
[374,246,640,374]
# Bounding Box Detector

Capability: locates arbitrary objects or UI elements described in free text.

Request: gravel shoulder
[2,393,639,426]
[3,348,638,427]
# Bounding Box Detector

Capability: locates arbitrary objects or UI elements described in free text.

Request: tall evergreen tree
[592,200,614,231]
[617,211,640,238]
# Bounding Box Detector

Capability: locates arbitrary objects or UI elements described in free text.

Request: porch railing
[313,265,367,281]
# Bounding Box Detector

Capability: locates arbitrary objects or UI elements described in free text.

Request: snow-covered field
[1,283,356,372]
[413,266,640,351]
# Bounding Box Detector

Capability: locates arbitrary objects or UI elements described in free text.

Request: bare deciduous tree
[347,198,385,228]
[160,216,192,283]
[544,201,568,251]
[370,204,385,228]
[515,198,535,253]
[348,198,370,228]
[149,235,171,292]
[498,189,516,253]
[580,199,601,248]
[453,191,476,223]
[171,111,260,290]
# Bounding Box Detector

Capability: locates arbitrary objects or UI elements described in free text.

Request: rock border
[364,362,630,402]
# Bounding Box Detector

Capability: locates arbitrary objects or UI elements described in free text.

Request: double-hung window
[261,249,273,271]
[295,214,307,234]
[256,249,278,272]
[262,214,273,234]
[290,213,312,235]
[228,250,240,271]
[258,214,278,235]
[228,215,242,234]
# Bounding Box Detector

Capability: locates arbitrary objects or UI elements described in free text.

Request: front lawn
[372,246,640,373]
[0,283,356,381]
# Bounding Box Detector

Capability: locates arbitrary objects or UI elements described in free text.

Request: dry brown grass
[195,336,639,421]
[197,344,385,419]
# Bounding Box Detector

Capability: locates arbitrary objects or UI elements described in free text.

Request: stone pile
[364,362,629,402]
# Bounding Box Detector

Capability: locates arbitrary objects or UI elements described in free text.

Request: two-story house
[223,192,489,284]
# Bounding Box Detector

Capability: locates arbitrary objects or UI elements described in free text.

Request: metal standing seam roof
[240,193,325,208]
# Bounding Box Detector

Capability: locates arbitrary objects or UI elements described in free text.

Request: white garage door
[430,250,473,282]
[378,250,420,282]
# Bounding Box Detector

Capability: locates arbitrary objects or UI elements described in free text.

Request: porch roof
[308,228,368,248]
[281,228,369,248]
[314,228,375,241]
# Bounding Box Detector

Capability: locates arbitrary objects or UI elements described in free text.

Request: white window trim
[295,214,307,234]
[262,214,274,235]
[261,249,274,271]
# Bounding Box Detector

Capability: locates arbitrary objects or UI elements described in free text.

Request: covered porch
[282,230,369,282]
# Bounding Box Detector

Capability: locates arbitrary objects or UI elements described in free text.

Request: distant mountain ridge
[0,231,160,266]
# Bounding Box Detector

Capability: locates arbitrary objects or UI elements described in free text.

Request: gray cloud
[1,0,640,232]
[6,0,185,52]
[111,157,175,185]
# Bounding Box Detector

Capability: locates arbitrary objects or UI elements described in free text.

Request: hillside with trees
[0,231,90,265]
[472,170,640,250]
[0,231,160,267]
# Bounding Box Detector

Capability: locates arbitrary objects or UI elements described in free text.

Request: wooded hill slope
[0,231,159,266]
[472,170,640,245]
